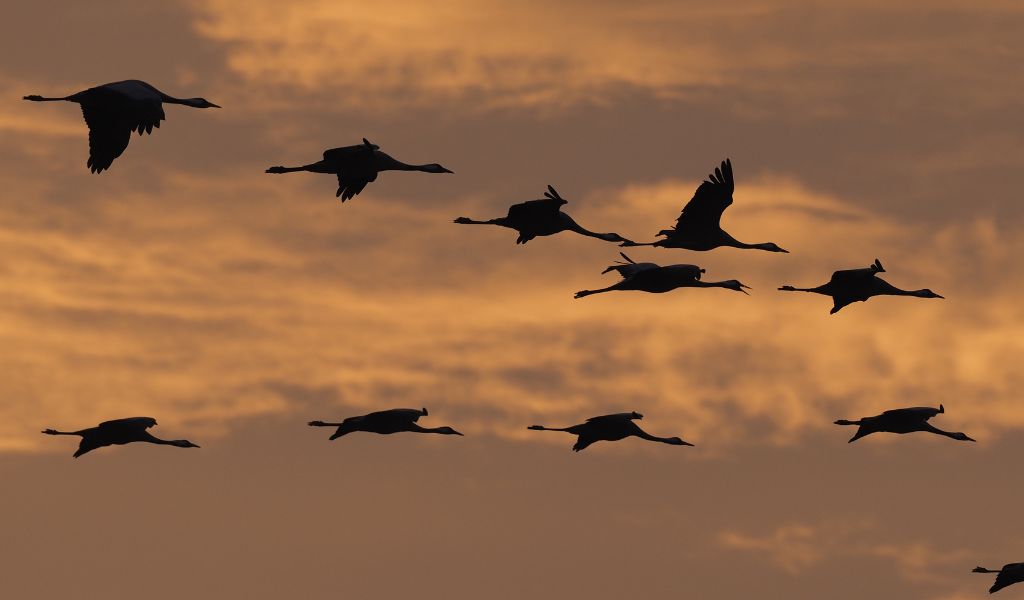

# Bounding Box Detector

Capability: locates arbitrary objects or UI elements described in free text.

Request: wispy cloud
[3,166,1022,451]
[190,0,1024,115]
[720,518,973,583]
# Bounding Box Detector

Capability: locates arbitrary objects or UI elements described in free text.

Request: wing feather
[323,141,378,161]
[991,564,1024,593]
[79,84,166,173]
[586,412,641,423]
[664,159,734,234]
[336,173,374,201]
[828,265,882,286]
[506,198,565,220]
[82,104,132,173]
[97,417,158,430]
[880,406,942,421]
[362,408,425,425]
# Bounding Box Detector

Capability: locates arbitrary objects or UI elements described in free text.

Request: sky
[1,1,1023,598]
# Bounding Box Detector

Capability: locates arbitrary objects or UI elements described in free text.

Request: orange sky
[1,1,1023,599]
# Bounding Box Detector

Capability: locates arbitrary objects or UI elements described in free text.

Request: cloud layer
[1,1,1022,599]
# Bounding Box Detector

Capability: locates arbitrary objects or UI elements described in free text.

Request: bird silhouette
[24,80,219,173]
[528,411,692,452]
[41,417,200,458]
[834,404,975,443]
[266,138,453,201]
[621,158,787,253]
[575,257,749,299]
[974,563,1024,593]
[308,407,463,439]
[454,185,631,244]
[778,258,943,314]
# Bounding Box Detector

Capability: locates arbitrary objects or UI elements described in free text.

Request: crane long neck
[377,155,430,172]
[869,277,936,298]
[887,288,932,298]
[574,283,621,298]
[459,217,508,226]
[141,431,179,446]
[732,240,774,251]
[922,423,959,439]
[393,161,425,172]
[716,231,785,252]
[779,285,828,294]
[634,430,675,444]
[267,161,334,174]
[44,429,82,436]
[693,280,731,289]
[566,220,620,241]
[157,93,203,107]
[528,425,572,432]
[408,424,451,434]
[717,232,751,249]
[24,95,71,102]
[974,567,1000,574]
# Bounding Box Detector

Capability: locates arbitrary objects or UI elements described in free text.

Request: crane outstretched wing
[323,139,378,161]
[660,264,704,280]
[336,173,375,201]
[80,84,166,173]
[828,260,885,286]
[323,141,379,200]
[880,406,943,421]
[991,564,1024,593]
[98,81,167,133]
[82,105,133,173]
[506,197,566,221]
[620,264,701,287]
[97,417,158,431]
[586,412,642,423]
[827,267,879,286]
[602,253,660,278]
[662,159,734,235]
[365,408,425,424]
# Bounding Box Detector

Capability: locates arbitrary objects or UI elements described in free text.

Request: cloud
[3,164,1023,453]
[719,518,973,583]
[189,0,1024,115]
[2,5,1022,599]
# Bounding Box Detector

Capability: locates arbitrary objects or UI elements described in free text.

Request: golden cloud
[189,0,1024,113]
[2,163,1022,452]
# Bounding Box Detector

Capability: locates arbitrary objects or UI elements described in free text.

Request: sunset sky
[2,1,1023,598]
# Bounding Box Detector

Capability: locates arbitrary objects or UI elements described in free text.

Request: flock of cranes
[40,403,977,456]
[23,79,1012,594]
